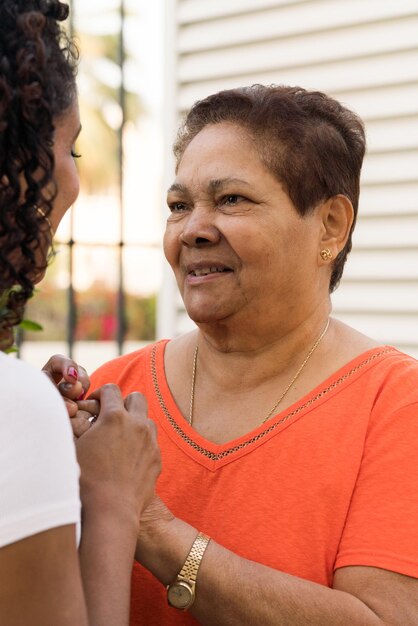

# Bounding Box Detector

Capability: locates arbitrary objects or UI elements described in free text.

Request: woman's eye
[71,149,82,159]
[222,194,243,206]
[169,202,187,212]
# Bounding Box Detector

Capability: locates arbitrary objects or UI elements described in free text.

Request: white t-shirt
[0,352,81,547]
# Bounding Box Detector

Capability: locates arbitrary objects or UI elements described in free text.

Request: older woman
[0,2,160,624]
[87,85,418,625]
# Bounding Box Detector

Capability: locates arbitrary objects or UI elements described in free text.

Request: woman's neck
[165,311,379,444]
[182,304,332,391]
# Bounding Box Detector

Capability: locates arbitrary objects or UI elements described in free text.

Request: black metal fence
[21,0,158,365]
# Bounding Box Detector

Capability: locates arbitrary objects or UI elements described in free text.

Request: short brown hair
[174,85,366,292]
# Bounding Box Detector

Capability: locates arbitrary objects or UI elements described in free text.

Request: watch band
[178,531,211,584]
[167,531,211,610]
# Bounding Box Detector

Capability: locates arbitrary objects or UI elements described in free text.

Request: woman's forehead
[177,124,263,174]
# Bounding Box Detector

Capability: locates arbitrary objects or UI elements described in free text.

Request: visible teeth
[192,267,226,276]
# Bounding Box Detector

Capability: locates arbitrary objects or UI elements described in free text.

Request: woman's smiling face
[164,122,325,332]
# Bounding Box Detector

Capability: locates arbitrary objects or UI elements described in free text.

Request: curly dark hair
[0,0,78,349]
[174,84,366,293]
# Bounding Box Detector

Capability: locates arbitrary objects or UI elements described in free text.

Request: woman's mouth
[189,267,231,277]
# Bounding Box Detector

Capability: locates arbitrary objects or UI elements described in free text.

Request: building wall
[158,0,418,357]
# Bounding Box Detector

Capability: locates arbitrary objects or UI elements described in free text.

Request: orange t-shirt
[90,342,418,626]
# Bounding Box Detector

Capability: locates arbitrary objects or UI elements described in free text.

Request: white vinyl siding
[159,0,418,357]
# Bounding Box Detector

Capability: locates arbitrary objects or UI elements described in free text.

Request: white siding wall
[158,0,418,357]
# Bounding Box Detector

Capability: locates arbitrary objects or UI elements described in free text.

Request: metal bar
[67,239,75,359]
[54,240,160,249]
[117,0,126,354]
[67,0,75,359]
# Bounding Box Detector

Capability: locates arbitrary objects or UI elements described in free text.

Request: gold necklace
[188,319,330,427]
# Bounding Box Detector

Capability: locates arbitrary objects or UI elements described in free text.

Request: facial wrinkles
[175,126,282,227]
[170,182,246,216]
[165,124,324,331]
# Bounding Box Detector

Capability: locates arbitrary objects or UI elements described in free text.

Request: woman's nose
[180,206,221,247]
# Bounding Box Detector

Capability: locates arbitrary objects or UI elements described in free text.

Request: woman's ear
[319,194,354,258]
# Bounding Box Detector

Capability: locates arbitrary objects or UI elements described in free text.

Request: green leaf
[5,346,19,354]
[18,319,43,332]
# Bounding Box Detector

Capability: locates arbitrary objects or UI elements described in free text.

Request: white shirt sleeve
[0,353,81,548]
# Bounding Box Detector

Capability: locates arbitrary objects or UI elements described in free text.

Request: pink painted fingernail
[76,391,85,401]
[68,367,78,381]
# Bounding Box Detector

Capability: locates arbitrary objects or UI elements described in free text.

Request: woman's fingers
[58,380,84,402]
[69,400,101,438]
[42,354,90,400]
[124,392,159,448]
[71,412,92,438]
[42,354,79,384]
[124,391,148,418]
[86,384,127,427]
[75,384,161,521]
[76,399,101,416]
[87,383,123,411]
[42,355,91,419]
[63,398,79,418]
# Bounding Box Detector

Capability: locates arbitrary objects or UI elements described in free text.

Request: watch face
[167,581,194,609]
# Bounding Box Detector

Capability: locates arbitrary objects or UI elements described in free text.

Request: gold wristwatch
[167,531,211,610]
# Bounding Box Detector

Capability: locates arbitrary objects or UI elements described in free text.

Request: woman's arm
[78,494,140,625]
[135,498,418,626]
[0,525,88,626]
[72,386,162,626]
[0,503,142,626]
[76,385,161,626]
[0,379,160,626]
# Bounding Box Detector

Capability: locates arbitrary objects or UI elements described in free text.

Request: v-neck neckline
[148,340,395,471]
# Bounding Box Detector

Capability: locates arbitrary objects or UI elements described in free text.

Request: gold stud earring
[320,248,332,261]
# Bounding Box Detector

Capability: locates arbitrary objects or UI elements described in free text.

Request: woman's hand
[134,495,179,582]
[75,384,161,523]
[42,354,90,417]
[71,398,100,439]
[140,495,174,528]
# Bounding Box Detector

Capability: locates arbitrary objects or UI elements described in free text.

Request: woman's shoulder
[0,352,67,414]
[90,339,170,389]
[328,318,380,360]
[318,320,418,411]
[329,341,418,419]
[330,319,418,376]
[0,353,80,550]
[368,346,418,398]
[0,353,76,449]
